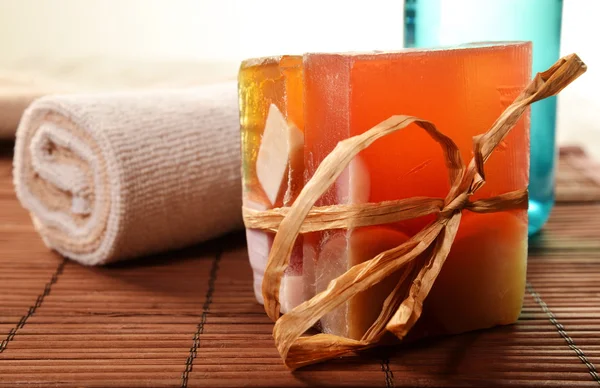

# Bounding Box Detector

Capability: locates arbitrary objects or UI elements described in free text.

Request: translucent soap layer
[238,56,305,311]
[239,56,304,207]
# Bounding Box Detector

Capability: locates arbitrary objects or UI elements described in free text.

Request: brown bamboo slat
[0,143,599,387]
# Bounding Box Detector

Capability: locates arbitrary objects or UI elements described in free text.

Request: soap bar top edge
[239,42,531,73]
[303,41,531,61]
[240,55,303,70]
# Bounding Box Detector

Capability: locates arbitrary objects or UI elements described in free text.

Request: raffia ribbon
[243,54,587,369]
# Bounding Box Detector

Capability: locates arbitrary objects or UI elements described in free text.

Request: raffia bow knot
[440,192,470,217]
[242,54,587,369]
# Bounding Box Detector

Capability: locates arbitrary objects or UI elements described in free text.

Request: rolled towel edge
[14,97,124,265]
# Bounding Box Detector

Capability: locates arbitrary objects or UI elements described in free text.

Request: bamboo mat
[1,143,600,387]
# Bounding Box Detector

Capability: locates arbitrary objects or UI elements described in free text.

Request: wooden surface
[1,142,600,387]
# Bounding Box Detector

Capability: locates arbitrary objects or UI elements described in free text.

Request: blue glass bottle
[405,0,563,235]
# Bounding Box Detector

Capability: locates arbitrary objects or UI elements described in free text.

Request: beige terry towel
[13,83,243,265]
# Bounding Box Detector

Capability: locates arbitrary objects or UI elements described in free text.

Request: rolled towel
[13,83,242,265]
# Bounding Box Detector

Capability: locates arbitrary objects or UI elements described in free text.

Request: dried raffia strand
[241,54,587,369]
[243,196,445,234]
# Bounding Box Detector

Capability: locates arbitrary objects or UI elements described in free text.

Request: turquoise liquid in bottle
[405,0,563,235]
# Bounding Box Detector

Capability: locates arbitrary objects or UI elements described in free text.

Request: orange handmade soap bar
[304,42,531,339]
[239,42,532,340]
